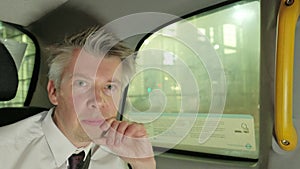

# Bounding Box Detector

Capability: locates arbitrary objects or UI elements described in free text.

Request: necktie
[68,151,85,169]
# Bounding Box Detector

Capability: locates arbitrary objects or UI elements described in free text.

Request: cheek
[73,92,90,110]
[73,93,84,103]
[73,86,93,101]
[62,92,78,115]
[110,91,122,106]
[56,90,72,109]
[107,97,119,113]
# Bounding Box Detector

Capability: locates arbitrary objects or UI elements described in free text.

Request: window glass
[0,22,36,107]
[124,1,260,159]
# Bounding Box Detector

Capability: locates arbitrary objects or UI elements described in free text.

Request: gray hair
[47,26,135,89]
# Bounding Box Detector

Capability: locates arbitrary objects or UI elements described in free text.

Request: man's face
[48,49,123,146]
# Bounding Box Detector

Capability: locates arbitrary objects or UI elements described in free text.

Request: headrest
[0,42,18,101]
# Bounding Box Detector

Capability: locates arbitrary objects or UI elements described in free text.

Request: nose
[87,97,98,109]
[86,92,107,120]
[87,90,107,110]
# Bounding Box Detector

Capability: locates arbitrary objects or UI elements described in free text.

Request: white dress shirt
[0,108,128,169]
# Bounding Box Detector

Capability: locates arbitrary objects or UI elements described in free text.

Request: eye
[106,84,116,91]
[74,80,88,87]
[104,83,119,96]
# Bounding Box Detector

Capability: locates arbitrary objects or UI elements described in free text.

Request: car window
[124,0,260,159]
[0,22,38,107]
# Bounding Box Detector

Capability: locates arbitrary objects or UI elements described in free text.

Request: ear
[47,80,58,105]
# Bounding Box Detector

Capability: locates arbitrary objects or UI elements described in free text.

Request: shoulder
[0,110,48,144]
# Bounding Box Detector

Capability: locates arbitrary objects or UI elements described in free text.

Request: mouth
[81,119,104,126]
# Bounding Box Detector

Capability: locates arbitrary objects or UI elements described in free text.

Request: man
[0,26,156,169]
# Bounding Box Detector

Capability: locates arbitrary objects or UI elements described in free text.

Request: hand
[96,119,156,169]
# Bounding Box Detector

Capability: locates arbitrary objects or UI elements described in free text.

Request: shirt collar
[73,142,93,161]
[41,107,79,167]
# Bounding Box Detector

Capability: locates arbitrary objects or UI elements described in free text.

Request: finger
[106,120,119,145]
[115,121,129,145]
[100,118,115,132]
[124,123,147,138]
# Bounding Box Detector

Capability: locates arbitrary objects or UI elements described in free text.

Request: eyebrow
[69,73,92,81]
[105,77,122,85]
[72,73,122,85]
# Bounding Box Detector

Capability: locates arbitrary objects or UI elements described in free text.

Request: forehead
[66,49,123,80]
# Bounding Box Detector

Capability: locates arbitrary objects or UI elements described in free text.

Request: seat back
[0,41,47,126]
